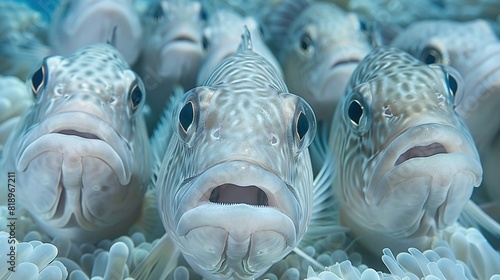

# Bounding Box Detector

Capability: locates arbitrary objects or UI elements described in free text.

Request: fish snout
[167,161,301,279]
[361,124,482,238]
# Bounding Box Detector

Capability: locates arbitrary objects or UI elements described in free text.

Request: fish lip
[16,111,132,185]
[366,123,482,205]
[56,0,141,63]
[174,160,299,244]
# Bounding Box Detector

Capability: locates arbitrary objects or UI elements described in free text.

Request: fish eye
[296,111,309,141]
[447,73,458,97]
[420,46,442,64]
[129,83,143,110]
[200,7,207,21]
[31,64,46,95]
[299,32,313,54]
[179,101,194,133]
[359,20,368,32]
[348,99,364,126]
[150,3,164,21]
[202,34,209,50]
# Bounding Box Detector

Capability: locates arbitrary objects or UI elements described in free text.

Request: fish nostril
[209,184,269,206]
[395,142,448,165]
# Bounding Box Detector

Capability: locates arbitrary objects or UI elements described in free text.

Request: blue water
[18,0,59,20]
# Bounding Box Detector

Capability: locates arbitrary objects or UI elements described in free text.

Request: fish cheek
[81,157,142,221]
[18,152,63,217]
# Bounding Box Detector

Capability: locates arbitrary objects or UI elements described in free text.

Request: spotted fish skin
[390,20,500,204]
[153,30,316,279]
[328,47,482,255]
[1,44,151,243]
[390,19,500,151]
[49,0,143,65]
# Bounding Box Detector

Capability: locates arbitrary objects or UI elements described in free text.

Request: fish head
[156,48,316,279]
[6,44,150,242]
[198,10,282,85]
[49,0,143,65]
[280,3,373,120]
[141,0,204,89]
[329,47,482,254]
[391,20,500,149]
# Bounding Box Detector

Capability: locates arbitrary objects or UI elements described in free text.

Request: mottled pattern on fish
[265,0,373,120]
[49,0,143,65]
[390,20,500,221]
[196,9,283,85]
[390,19,500,151]
[138,0,205,133]
[152,30,317,279]
[329,47,482,255]
[1,44,151,243]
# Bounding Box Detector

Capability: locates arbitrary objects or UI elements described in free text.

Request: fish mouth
[330,58,361,69]
[360,123,482,237]
[171,161,299,277]
[394,142,448,165]
[17,112,132,185]
[208,184,269,206]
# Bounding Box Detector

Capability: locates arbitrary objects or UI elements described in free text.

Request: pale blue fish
[328,47,482,255]
[1,44,151,243]
[0,1,51,80]
[49,0,143,65]
[137,0,205,133]
[390,19,500,231]
[390,19,500,151]
[196,9,283,85]
[264,0,374,121]
[132,29,337,280]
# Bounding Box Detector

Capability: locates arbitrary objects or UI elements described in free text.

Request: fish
[328,47,483,255]
[0,44,151,244]
[137,0,205,134]
[0,75,34,152]
[133,28,327,280]
[264,0,374,121]
[0,1,51,80]
[390,19,500,232]
[390,19,500,151]
[49,0,143,65]
[196,8,283,85]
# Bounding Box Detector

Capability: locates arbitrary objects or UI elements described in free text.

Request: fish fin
[149,85,186,187]
[128,187,165,241]
[459,201,500,238]
[262,0,311,52]
[238,26,253,53]
[106,25,118,47]
[130,234,180,279]
[292,247,323,271]
[300,123,349,247]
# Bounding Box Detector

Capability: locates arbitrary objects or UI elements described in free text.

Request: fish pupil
[447,74,458,97]
[300,33,313,53]
[179,101,194,132]
[348,99,363,126]
[421,47,442,64]
[130,84,143,109]
[296,112,309,140]
[31,65,45,94]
